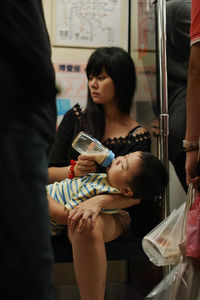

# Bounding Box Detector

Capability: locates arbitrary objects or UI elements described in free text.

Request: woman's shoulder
[127,125,151,148]
[57,103,81,138]
[57,104,82,130]
[124,117,149,137]
[63,103,82,121]
[128,124,149,137]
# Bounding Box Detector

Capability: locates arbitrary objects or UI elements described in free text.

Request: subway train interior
[3,0,200,300]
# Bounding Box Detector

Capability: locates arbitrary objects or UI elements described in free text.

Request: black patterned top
[49,104,151,168]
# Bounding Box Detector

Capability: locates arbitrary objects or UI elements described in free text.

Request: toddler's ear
[120,187,134,197]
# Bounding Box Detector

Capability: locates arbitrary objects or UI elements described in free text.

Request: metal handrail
[156,0,170,218]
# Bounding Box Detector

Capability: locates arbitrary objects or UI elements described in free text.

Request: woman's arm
[48,166,69,183]
[48,105,78,183]
[68,193,140,232]
[48,154,97,183]
[48,106,97,183]
[93,193,141,210]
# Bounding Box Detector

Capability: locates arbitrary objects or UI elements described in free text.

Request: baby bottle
[72,131,115,167]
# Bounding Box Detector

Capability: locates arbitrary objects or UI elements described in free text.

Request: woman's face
[88,69,116,105]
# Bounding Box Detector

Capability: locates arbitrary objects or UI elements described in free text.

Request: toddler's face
[106,151,142,195]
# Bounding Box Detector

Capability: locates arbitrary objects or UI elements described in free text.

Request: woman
[48,47,152,300]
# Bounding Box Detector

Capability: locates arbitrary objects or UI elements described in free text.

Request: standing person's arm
[185,43,200,186]
[185,44,200,142]
[185,0,200,187]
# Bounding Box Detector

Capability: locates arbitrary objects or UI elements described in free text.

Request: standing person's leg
[0,122,55,300]
[68,213,124,300]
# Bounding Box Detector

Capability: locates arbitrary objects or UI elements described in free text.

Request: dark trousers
[0,121,55,300]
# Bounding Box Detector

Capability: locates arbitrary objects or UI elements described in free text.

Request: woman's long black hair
[79,47,137,141]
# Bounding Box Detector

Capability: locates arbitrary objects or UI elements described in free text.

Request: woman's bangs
[86,59,105,78]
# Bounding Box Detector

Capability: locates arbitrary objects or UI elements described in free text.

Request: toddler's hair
[129,152,169,201]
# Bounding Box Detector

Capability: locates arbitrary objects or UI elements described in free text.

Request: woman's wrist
[68,160,76,179]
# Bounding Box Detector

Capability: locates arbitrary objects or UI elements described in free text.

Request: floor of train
[54,283,144,300]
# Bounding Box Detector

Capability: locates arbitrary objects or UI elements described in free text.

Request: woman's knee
[68,216,104,244]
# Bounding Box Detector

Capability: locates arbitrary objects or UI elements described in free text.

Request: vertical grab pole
[157,0,170,218]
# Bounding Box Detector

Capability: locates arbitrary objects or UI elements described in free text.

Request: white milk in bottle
[72,132,115,167]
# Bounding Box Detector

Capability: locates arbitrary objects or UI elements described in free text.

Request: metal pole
[156,0,170,218]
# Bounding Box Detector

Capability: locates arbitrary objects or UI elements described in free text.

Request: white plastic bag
[146,257,200,300]
[142,204,185,266]
[142,184,194,266]
[145,262,180,299]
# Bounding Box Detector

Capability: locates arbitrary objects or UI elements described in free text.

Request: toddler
[47,151,168,235]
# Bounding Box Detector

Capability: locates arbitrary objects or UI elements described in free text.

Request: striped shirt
[47,173,120,235]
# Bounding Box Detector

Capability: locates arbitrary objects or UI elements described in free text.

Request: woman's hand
[67,193,141,233]
[68,198,102,232]
[74,154,97,177]
[185,150,200,190]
